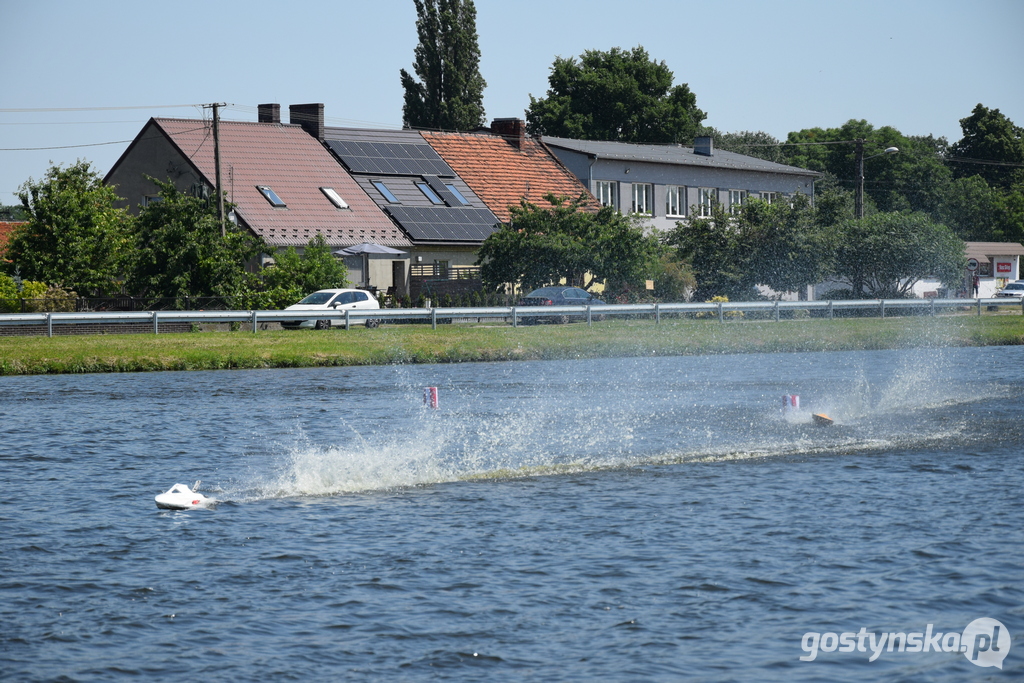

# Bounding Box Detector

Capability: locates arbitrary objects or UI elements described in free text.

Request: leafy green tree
[477,194,659,295]
[663,194,828,301]
[525,46,705,143]
[832,212,964,298]
[5,160,134,295]
[253,234,349,308]
[127,179,266,304]
[401,0,486,131]
[948,104,1024,189]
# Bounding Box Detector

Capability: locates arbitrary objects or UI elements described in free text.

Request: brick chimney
[258,103,281,124]
[491,118,526,149]
[290,103,325,141]
[694,136,714,156]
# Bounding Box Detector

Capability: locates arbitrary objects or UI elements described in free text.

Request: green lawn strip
[1,314,1022,376]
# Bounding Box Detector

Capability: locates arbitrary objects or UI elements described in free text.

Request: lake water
[1,346,1022,681]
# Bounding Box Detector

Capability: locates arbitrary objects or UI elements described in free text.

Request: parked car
[995,281,1024,300]
[517,286,606,324]
[281,289,380,329]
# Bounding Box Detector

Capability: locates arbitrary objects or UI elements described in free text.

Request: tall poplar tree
[401,0,486,131]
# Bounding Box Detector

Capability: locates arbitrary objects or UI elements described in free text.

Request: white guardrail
[0,298,1020,336]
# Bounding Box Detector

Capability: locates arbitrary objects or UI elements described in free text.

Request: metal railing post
[153,311,159,334]
[829,300,834,320]
[345,309,351,330]
[718,301,724,323]
[512,306,518,328]
[977,298,982,316]
[930,298,936,316]
[880,300,885,319]
[46,312,53,337]
[587,305,593,327]
[251,310,258,333]
[654,303,660,324]
[774,300,780,322]
[431,308,437,330]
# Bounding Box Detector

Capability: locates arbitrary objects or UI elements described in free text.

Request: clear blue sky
[1,0,1021,202]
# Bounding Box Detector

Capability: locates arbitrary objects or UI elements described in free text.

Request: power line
[0,104,205,113]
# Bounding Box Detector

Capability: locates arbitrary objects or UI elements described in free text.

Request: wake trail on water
[218,351,1005,502]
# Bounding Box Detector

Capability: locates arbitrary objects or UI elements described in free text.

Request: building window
[595,180,617,209]
[143,195,162,206]
[320,187,349,209]
[759,191,777,204]
[729,190,747,214]
[631,183,653,215]
[257,185,286,208]
[444,183,471,205]
[372,180,400,203]
[416,182,444,204]
[699,188,717,217]
[666,186,686,217]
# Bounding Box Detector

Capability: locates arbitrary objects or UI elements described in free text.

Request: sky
[1,0,1022,203]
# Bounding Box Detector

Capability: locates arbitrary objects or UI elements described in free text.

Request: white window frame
[595,180,617,209]
[631,183,653,215]
[666,186,686,217]
[729,190,747,215]
[699,188,717,217]
[759,191,777,205]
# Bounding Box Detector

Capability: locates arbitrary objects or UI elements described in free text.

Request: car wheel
[556,315,570,325]
[314,319,331,330]
[365,319,380,329]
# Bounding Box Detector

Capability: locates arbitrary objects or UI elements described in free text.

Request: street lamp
[855,140,899,219]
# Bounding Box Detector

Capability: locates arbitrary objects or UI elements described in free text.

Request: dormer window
[320,187,349,209]
[372,180,400,203]
[257,185,286,207]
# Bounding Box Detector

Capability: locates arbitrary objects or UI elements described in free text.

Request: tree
[127,179,266,303]
[477,194,659,295]
[525,46,705,143]
[5,160,134,295]
[831,212,964,298]
[254,234,349,308]
[948,104,1024,189]
[400,0,487,131]
[663,194,829,301]
[700,128,787,164]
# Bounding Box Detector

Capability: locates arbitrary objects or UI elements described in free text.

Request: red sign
[996,261,1012,274]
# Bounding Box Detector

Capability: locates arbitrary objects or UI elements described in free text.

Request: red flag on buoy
[424,387,438,409]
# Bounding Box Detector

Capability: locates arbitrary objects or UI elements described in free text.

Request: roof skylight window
[320,187,349,209]
[372,180,400,204]
[416,182,444,204]
[444,183,470,205]
[257,185,286,207]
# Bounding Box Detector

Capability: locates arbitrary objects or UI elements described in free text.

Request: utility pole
[206,103,227,237]
[855,138,865,220]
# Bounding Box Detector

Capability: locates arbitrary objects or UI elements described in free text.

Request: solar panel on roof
[325,139,453,176]
[385,206,499,241]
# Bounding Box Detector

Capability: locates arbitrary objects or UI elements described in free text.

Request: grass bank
[1,315,1023,376]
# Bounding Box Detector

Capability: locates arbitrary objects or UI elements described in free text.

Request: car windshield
[1003,284,1024,291]
[297,292,336,305]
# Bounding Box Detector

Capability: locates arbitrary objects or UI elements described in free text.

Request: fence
[1,297,1021,337]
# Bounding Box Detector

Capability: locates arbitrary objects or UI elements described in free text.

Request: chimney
[694,136,714,156]
[491,118,526,149]
[258,103,281,124]
[289,103,325,141]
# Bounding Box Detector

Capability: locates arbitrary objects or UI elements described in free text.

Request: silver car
[281,289,380,329]
[995,281,1024,300]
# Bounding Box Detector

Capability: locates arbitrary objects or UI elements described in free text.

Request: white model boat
[155,481,213,510]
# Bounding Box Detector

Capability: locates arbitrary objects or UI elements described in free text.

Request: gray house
[542,136,821,232]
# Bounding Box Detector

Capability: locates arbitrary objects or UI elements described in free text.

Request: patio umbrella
[333,243,408,287]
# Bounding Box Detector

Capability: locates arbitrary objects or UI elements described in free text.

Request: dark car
[517,286,606,324]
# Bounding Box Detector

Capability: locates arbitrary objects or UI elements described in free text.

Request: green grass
[1,314,1023,376]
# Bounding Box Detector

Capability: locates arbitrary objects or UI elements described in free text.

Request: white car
[995,281,1024,300]
[281,289,380,329]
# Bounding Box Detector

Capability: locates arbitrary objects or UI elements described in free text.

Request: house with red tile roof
[422,119,598,224]
[105,106,409,291]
